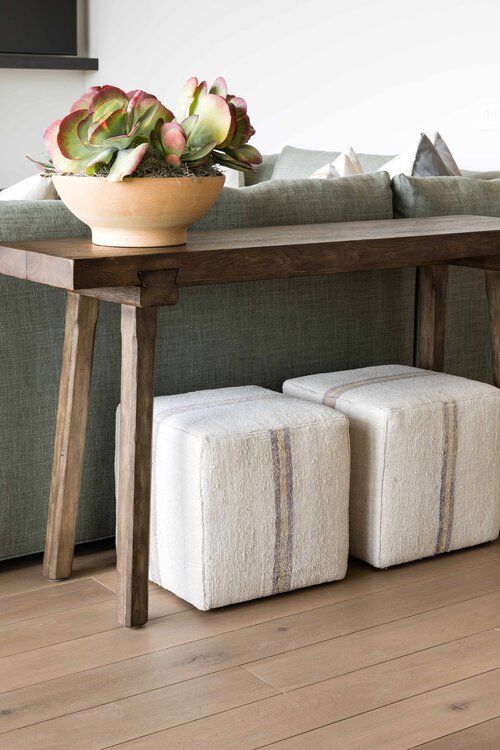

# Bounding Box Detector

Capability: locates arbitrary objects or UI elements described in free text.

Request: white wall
[87,0,500,171]
[3,0,500,185]
[0,70,88,186]
[0,0,89,187]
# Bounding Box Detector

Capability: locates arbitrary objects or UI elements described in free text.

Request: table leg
[416,265,449,371]
[43,292,99,580]
[116,305,158,627]
[485,270,499,387]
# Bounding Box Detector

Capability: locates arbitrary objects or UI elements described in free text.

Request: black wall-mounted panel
[0,0,77,55]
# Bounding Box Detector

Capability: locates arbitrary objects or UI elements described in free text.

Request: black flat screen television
[0,0,77,55]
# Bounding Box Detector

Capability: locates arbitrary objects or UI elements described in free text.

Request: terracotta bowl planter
[52,174,225,248]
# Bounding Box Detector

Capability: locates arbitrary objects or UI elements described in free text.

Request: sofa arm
[0,200,89,242]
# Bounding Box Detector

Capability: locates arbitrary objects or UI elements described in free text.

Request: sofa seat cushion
[284,365,500,568]
[119,385,350,610]
[271,146,393,181]
[193,172,393,231]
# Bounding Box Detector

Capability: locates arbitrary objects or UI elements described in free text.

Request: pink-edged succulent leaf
[89,108,127,145]
[182,140,217,163]
[187,94,232,148]
[126,90,173,133]
[149,119,165,157]
[165,153,182,166]
[225,144,262,165]
[217,103,237,149]
[229,113,255,148]
[160,121,186,159]
[90,86,129,120]
[57,110,96,160]
[26,155,56,172]
[107,142,149,182]
[209,77,228,98]
[189,81,208,115]
[69,86,103,112]
[81,147,116,173]
[176,77,199,121]
[180,115,198,140]
[227,95,247,116]
[44,119,82,172]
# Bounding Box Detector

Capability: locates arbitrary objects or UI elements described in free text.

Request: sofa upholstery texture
[0,149,496,559]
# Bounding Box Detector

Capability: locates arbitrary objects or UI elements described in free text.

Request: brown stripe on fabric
[435,400,458,554]
[322,371,436,408]
[270,427,294,594]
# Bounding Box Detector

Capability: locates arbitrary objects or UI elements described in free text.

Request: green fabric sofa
[0,150,496,560]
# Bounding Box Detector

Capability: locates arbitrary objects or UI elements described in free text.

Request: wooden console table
[1,215,498,627]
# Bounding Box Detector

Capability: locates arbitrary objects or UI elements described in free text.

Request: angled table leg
[416,265,449,371]
[116,305,158,627]
[485,270,500,387]
[43,292,99,580]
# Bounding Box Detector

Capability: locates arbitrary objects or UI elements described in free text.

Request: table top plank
[2,216,500,291]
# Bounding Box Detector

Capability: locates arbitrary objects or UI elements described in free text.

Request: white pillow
[308,162,340,179]
[379,134,451,179]
[0,174,57,201]
[428,131,461,176]
[309,147,364,179]
[220,166,245,188]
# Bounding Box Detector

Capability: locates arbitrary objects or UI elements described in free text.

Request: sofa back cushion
[194,172,393,231]
[0,199,89,241]
[391,173,495,387]
[392,174,500,218]
[271,145,393,181]
[244,154,279,186]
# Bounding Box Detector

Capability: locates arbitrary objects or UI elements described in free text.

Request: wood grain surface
[2,216,500,291]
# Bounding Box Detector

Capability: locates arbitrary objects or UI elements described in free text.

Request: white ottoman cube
[119,386,350,610]
[284,365,500,568]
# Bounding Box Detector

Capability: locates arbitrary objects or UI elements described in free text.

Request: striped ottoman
[129,386,350,610]
[284,365,500,568]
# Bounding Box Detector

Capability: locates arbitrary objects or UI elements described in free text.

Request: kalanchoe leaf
[182,141,217,163]
[160,121,186,160]
[176,77,198,122]
[209,77,228,98]
[227,95,247,116]
[225,144,262,165]
[217,103,237,149]
[43,119,82,173]
[187,94,231,148]
[107,142,149,181]
[89,108,127,145]
[212,152,253,172]
[180,115,198,140]
[150,119,165,158]
[126,90,174,134]
[69,86,104,113]
[230,113,255,148]
[89,86,129,121]
[57,110,96,159]
[26,155,56,172]
[189,81,208,116]
[82,147,116,171]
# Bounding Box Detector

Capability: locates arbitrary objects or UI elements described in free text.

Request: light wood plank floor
[0,538,499,749]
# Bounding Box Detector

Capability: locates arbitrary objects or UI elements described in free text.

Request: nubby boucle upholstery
[284,365,500,568]
[119,386,350,610]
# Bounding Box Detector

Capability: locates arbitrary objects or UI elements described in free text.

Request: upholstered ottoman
[119,385,350,610]
[284,365,500,568]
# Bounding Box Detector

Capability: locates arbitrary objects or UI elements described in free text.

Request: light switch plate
[481,105,500,130]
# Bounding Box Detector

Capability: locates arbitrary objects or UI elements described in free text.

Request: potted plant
[31,77,262,247]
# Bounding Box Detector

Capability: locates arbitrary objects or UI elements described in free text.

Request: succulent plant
[175,77,262,171]
[34,78,261,181]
